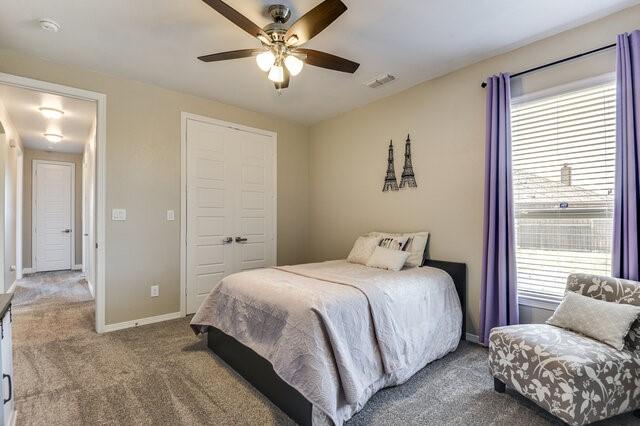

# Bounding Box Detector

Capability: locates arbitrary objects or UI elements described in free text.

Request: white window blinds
[511,79,616,302]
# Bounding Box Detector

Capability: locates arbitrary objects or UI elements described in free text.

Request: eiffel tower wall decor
[382,140,399,192]
[399,134,417,189]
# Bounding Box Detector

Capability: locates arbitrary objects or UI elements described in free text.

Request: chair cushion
[566,273,640,351]
[489,324,640,425]
[546,291,640,350]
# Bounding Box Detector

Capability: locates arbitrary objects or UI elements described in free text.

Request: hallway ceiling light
[39,107,64,119]
[43,133,63,143]
[39,18,61,32]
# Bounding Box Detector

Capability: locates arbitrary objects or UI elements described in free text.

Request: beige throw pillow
[346,236,381,265]
[366,246,410,271]
[546,291,640,350]
[368,231,429,268]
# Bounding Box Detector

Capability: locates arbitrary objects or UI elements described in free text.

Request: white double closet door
[186,117,276,314]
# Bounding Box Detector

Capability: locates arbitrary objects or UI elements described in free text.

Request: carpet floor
[11,271,640,425]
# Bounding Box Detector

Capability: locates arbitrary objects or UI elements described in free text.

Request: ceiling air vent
[364,74,396,88]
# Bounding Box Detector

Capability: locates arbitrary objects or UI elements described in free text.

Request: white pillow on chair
[546,291,640,350]
[366,246,410,271]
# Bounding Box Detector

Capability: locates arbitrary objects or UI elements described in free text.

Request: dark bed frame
[207,256,467,425]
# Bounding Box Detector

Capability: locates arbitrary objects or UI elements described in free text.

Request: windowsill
[518,293,561,311]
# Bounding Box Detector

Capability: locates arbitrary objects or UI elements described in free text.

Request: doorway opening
[0,73,106,332]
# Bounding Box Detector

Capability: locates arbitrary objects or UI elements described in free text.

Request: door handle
[3,374,11,404]
[62,229,71,233]
[235,237,248,243]
[222,237,233,244]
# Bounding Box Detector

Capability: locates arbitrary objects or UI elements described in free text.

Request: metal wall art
[382,134,417,192]
[382,140,399,192]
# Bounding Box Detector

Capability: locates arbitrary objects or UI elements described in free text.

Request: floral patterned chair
[488,273,640,425]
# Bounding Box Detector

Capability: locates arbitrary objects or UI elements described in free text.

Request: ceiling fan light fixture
[284,55,304,76]
[256,51,275,72]
[256,34,271,45]
[39,107,64,119]
[268,64,284,83]
[44,133,63,143]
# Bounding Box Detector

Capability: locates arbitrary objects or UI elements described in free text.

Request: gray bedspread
[190,260,462,425]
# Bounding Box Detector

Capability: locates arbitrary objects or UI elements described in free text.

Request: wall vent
[364,74,396,88]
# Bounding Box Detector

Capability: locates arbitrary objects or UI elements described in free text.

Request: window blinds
[511,79,616,301]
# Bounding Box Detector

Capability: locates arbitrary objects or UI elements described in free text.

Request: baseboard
[102,311,183,333]
[22,267,34,275]
[87,280,95,298]
[6,280,16,294]
[72,264,83,271]
[465,332,483,345]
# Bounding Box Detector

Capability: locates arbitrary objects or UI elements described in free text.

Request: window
[511,77,616,305]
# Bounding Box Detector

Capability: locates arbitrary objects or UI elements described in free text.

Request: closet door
[234,130,276,272]
[186,119,237,314]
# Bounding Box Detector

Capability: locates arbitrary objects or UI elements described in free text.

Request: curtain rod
[480,42,616,88]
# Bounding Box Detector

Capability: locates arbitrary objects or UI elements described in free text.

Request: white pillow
[347,236,381,265]
[366,246,410,271]
[368,231,429,268]
[402,232,429,268]
[546,291,640,350]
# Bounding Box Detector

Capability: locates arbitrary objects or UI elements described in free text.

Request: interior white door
[186,119,236,314]
[34,162,73,272]
[185,117,276,314]
[235,131,276,272]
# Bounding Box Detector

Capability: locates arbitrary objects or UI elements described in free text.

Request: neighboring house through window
[511,76,616,306]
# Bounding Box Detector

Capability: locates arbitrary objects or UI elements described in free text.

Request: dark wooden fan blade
[297,48,359,73]
[201,0,269,40]
[198,49,260,62]
[285,0,347,46]
[275,67,290,89]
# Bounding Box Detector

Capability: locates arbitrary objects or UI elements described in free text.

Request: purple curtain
[613,31,640,281]
[479,74,518,345]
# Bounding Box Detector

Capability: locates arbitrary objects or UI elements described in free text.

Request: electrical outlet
[166,209,175,221]
[112,208,127,221]
[150,285,159,298]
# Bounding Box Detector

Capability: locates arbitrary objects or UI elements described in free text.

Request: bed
[191,254,466,425]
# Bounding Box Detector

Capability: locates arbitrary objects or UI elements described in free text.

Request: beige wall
[0,48,310,325]
[23,149,83,268]
[308,6,640,336]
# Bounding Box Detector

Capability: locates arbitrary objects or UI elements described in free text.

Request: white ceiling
[0,0,637,124]
[0,84,96,154]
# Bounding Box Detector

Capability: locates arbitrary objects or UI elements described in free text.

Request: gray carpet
[11,272,640,425]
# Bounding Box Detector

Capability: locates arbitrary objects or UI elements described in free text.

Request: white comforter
[190,260,462,425]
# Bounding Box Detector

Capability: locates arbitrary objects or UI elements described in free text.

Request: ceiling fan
[198,0,360,90]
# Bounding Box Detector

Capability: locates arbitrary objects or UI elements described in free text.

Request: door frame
[15,145,23,280]
[0,72,107,333]
[32,160,75,272]
[179,112,277,316]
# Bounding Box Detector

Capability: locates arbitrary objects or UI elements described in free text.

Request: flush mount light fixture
[197,1,359,90]
[43,133,63,143]
[39,18,61,32]
[39,107,64,119]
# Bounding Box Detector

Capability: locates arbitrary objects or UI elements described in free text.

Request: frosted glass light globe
[268,65,284,83]
[256,51,275,72]
[284,55,304,76]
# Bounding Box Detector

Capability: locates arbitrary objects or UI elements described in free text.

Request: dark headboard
[421,257,467,341]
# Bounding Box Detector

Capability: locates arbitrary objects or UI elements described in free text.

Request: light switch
[166,209,175,221]
[112,208,127,221]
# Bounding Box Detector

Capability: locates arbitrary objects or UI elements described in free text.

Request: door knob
[62,229,71,233]
[235,237,248,243]
[222,237,233,244]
